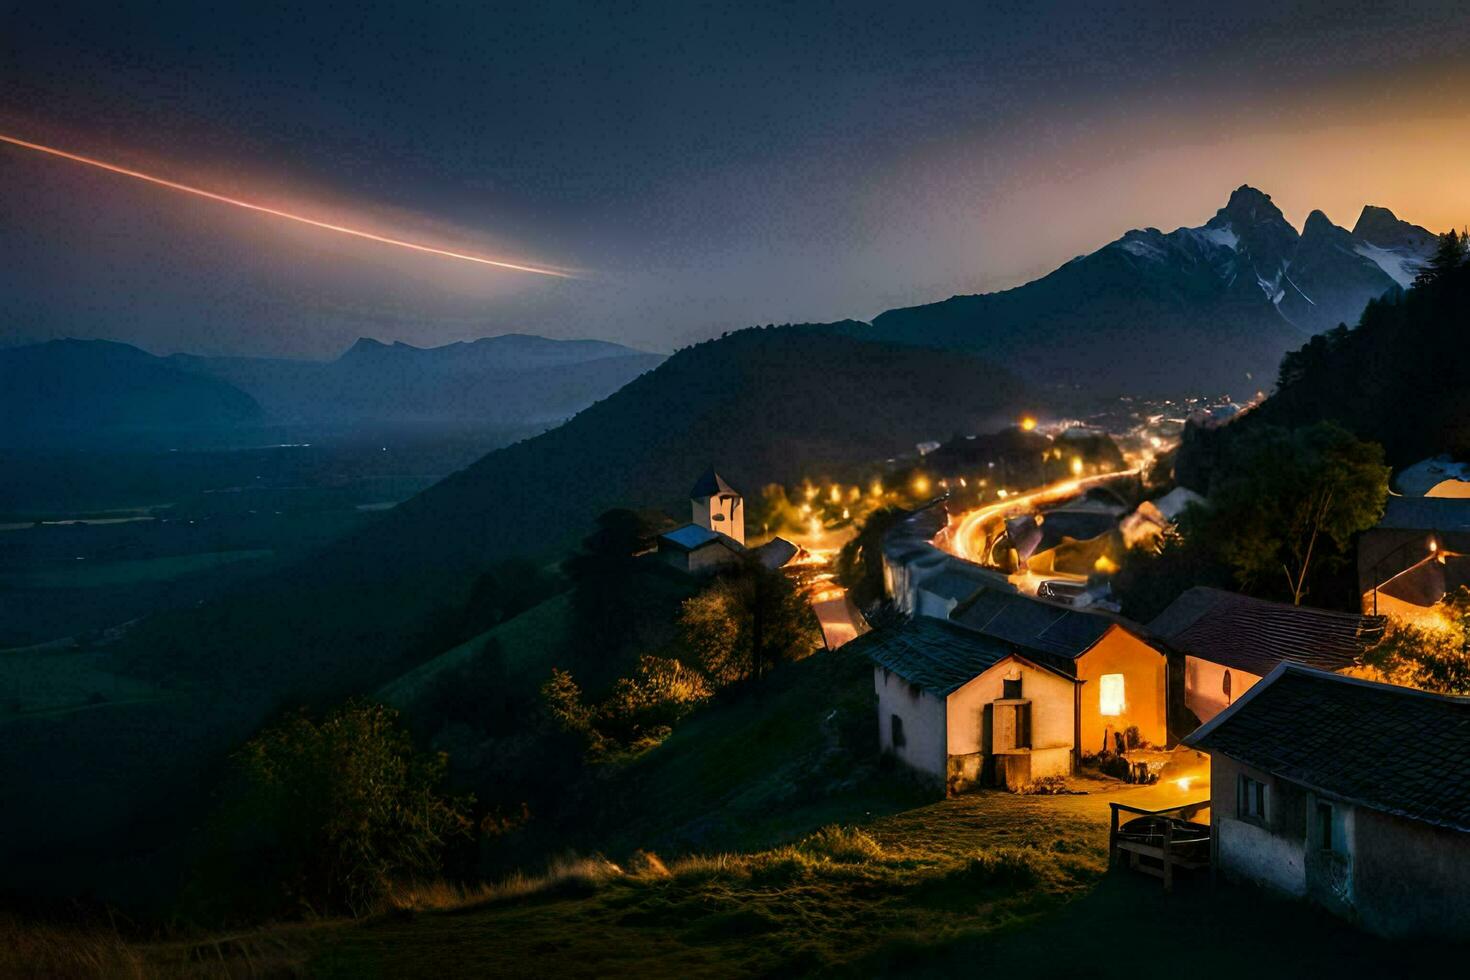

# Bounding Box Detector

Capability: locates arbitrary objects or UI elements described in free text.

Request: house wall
[1213,753,1470,940]
[1075,627,1167,754]
[884,553,950,615]
[947,660,1075,788]
[874,666,947,783]
[1210,754,1307,896]
[686,542,740,575]
[1351,807,1470,940]
[1185,656,1261,725]
[692,492,744,545]
[914,587,961,619]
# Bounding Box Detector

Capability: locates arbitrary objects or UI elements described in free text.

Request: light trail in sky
[0,132,574,278]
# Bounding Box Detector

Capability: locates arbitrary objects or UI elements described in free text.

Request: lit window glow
[1099,673,1125,716]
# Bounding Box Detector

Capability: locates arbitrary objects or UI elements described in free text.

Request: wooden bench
[1109,800,1211,892]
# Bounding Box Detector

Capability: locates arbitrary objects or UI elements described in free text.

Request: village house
[1184,664,1470,940]
[655,522,744,574]
[951,588,1168,754]
[1147,587,1384,726]
[998,491,1125,579]
[851,615,1079,794]
[1357,494,1470,622]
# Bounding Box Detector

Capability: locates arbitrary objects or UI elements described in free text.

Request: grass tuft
[794,824,885,864]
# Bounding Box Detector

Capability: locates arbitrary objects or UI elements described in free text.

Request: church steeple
[691,467,744,545]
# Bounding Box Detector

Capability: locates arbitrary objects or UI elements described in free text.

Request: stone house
[1184,664,1470,940]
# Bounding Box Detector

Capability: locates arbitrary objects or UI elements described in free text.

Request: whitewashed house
[851,615,1080,795]
[951,588,1168,754]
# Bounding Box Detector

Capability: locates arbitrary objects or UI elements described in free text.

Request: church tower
[691,467,744,545]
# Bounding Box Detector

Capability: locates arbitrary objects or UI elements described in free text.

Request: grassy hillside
[582,647,924,856]
[376,592,577,711]
[26,787,1455,978]
[9,641,1459,976]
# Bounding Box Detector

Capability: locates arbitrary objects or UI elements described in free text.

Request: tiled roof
[1377,495,1470,532]
[916,564,997,604]
[752,536,800,569]
[1185,665,1470,833]
[950,587,1120,660]
[849,614,1073,696]
[1147,587,1383,676]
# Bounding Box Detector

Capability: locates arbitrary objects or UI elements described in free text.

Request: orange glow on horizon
[0,132,575,278]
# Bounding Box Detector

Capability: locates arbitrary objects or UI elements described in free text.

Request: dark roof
[1184,665,1470,834]
[1147,587,1384,676]
[849,615,1074,696]
[1377,495,1470,532]
[691,467,738,499]
[950,587,1121,660]
[752,536,801,569]
[658,523,743,554]
[916,564,997,604]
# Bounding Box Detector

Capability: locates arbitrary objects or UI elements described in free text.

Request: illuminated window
[1099,674,1125,716]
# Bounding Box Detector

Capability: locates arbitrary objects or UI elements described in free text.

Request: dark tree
[1413,229,1468,288]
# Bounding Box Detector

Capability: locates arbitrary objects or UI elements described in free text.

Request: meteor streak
[0,132,573,278]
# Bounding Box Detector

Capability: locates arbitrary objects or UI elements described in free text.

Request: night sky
[2,2,1468,358]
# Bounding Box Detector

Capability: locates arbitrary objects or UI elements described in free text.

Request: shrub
[216,701,474,918]
[957,847,1044,889]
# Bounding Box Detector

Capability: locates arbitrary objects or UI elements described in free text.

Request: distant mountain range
[863,186,1437,396]
[0,334,664,447]
[0,339,264,445]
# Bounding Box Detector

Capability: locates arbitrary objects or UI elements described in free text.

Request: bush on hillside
[541,655,712,758]
[1363,587,1470,695]
[680,559,822,686]
[207,701,474,918]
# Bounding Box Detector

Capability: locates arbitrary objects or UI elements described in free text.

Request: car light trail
[946,467,1143,565]
[0,132,574,278]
